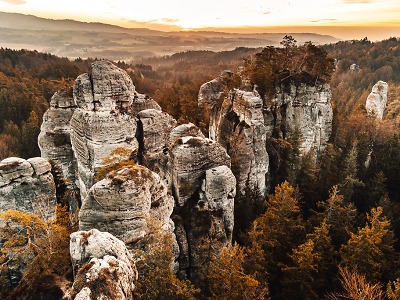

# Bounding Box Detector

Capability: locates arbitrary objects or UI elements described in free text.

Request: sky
[0,0,400,40]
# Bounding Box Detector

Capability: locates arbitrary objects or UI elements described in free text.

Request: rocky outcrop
[33,61,239,290]
[38,89,79,214]
[366,80,388,119]
[271,83,333,155]
[0,157,56,220]
[70,61,139,199]
[79,165,174,244]
[137,109,177,178]
[131,91,161,114]
[67,229,137,300]
[199,73,333,195]
[38,89,77,183]
[169,135,231,206]
[168,125,235,288]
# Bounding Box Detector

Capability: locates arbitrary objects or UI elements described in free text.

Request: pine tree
[387,278,400,300]
[338,140,364,202]
[296,149,319,215]
[207,243,270,300]
[314,185,358,249]
[306,219,338,295]
[340,206,397,282]
[281,240,319,299]
[246,181,305,297]
[21,110,40,158]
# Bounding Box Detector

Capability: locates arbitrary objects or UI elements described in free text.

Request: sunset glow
[0,0,399,39]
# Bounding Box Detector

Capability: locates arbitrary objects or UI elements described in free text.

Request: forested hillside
[1,37,400,299]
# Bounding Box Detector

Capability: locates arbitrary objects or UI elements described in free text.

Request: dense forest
[1,36,400,299]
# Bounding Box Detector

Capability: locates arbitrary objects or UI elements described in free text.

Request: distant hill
[0,12,339,61]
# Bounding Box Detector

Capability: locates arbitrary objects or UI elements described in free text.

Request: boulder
[169,135,231,206]
[79,165,174,244]
[0,157,56,220]
[67,229,137,300]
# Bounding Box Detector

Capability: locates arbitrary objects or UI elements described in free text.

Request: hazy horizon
[0,0,399,41]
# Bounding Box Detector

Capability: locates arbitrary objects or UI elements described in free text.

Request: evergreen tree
[21,110,40,158]
[281,239,319,299]
[246,181,305,297]
[296,149,319,216]
[338,140,364,202]
[207,243,270,300]
[306,219,338,295]
[132,218,198,300]
[314,185,358,249]
[340,206,397,282]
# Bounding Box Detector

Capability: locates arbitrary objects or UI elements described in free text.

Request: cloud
[262,10,272,15]
[342,0,373,3]
[148,18,179,24]
[127,19,182,31]
[310,18,338,23]
[0,0,26,4]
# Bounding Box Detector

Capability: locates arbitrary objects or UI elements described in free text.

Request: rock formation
[366,80,388,119]
[168,125,236,288]
[36,61,237,290]
[67,229,137,300]
[271,83,333,155]
[137,109,177,178]
[199,72,333,196]
[169,135,231,206]
[38,89,79,214]
[79,165,174,244]
[0,157,56,220]
[70,61,139,199]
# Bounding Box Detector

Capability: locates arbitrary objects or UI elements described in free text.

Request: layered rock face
[35,61,237,290]
[79,165,174,244]
[199,73,333,195]
[366,80,388,119]
[70,61,139,199]
[67,229,137,300]
[183,165,235,286]
[0,157,56,220]
[169,135,231,206]
[38,89,79,214]
[137,109,177,178]
[271,83,333,154]
[168,126,236,288]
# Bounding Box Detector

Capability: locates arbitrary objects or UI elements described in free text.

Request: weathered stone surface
[199,74,333,195]
[173,165,236,289]
[38,89,77,183]
[79,165,174,244]
[169,135,231,206]
[271,83,333,155]
[199,77,269,195]
[67,229,137,300]
[0,157,56,220]
[74,60,135,111]
[131,91,162,115]
[167,125,235,288]
[70,61,139,199]
[137,109,177,178]
[167,123,205,149]
[366,80,388,119]
[38,89,79,215]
